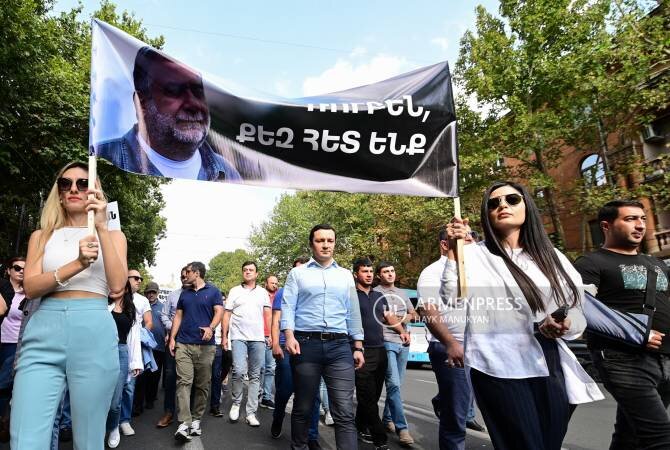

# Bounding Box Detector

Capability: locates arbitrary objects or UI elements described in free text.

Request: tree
[208,249,254,295]
[0,0,167,267]
[456,0,619,248]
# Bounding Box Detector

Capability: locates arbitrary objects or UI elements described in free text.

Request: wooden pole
[87,154,97,235]
[453,197,467,297]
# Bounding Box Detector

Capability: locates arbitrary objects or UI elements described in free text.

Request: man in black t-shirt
[574,200,670,450]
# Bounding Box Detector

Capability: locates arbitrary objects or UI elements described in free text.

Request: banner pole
[87,154,97,235]
[453,197,467,297]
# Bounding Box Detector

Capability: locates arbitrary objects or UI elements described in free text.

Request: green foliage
[208,249,254,296]
[0,0,167,269]
[249,192,454,287]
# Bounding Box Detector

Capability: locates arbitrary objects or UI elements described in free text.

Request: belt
[294,331,348,341]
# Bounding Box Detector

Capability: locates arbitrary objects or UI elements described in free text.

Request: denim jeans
[210,346,223,409]
[428,341,472,450]
[231,340,265,416]
[0,343,17,416]
[382,342,409,431]
[273,346,320,440]
[261,345,276,401]
[120,372,136,424]
[591,348,670,450]
[319,378,329,411]
[163,350,177,414]
[291,336,356,450]
[107,344,129,432]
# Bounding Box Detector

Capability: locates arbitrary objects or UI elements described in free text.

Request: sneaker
[324,411,334,426]
[190,420,202,436]
[107,427,120,448]
[385,421,395,434]
[209,407,223,417]
[174,423,191,443]
[466,419,486,432]
[59,426,73,442]
[229,404,240,422]
[375,445,390,450]
[246,414,260,427]
[358,431,373,444]
[119,422,135,436]
[308,439,323,450]
[398,429,415,446]
[270,418,282,439]
[260,399,275,409]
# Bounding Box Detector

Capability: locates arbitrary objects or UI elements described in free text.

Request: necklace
[61,226,86,242]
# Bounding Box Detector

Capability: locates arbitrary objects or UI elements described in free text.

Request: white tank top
[42,227,108,296]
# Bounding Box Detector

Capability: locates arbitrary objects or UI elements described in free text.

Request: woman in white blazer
[441,181,602,450]
[106,281,143,448]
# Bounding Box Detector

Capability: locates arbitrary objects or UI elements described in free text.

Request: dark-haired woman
[106,282,142,448]
[0,257,22,439]
[441,181,602,450]
[12,161,127,449]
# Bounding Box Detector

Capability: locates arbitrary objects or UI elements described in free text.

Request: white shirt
[133,292,151,326]
[226,284,270,342]
[138,133,202,179]
[441,242,603,404]
[416,255,466,343]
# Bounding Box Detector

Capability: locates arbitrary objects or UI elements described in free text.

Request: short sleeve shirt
[226,284,271,342]
[133,293,151,326]
[374,285,415,344]
[176,283,224,345]
[357,289,387,348]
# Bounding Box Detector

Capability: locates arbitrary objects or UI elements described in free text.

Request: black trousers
[145,350,165,404]
[355,346,388,446]
[470,334,572,450]
[591,348,670,450]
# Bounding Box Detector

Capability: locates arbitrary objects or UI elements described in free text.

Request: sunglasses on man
[57,177,88,192]
[11,265,24,272]
[128,275,143,282]
[487,193,523,210]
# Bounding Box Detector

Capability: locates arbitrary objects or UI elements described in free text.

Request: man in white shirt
[120,269,154,436]
[416,228,483,450]
[222,261,271,427]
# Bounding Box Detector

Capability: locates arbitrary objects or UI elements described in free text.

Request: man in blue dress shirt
[281,224,365,450]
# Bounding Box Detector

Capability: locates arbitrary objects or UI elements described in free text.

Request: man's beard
[144,100,210,153]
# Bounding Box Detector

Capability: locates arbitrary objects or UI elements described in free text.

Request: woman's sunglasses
[487,193,523,210]
[128,275,143,282]
[57,177,88,192]
[11,265,24,272]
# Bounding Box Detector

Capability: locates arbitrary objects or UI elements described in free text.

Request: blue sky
[52,0,498,285]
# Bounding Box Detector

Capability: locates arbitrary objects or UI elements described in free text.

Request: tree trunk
[534,148,567,249]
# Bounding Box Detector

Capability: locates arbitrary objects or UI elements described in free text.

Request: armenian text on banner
[89,19,458,197]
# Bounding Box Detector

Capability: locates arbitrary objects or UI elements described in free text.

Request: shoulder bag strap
[642,256,658,344]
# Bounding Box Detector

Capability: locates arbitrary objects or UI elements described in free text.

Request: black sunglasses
[11,265,24,272]
[487,193,523,210]
[128,275,143,282]
[57,177,88,192]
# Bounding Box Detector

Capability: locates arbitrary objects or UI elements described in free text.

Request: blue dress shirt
[280,258,364,341]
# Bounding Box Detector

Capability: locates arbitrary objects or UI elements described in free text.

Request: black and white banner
[89,19,458,197]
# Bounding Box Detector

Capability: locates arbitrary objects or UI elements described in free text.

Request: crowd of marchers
[0,163,668,450]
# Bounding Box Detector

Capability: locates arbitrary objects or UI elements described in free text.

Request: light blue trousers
[10,298,119,450]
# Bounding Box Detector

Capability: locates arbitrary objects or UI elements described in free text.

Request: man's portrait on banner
[96,46,242,181]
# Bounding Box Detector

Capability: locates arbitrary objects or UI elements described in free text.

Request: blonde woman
[11,161,127,449]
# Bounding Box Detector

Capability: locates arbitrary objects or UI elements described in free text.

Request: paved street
[0,364,621,449]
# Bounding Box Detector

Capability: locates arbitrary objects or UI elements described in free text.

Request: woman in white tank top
[10,161,128,450]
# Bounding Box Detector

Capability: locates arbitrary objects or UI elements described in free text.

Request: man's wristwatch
[353,347,364,354]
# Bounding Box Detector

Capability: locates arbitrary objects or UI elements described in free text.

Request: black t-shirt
[112,311,132,345]
[574,248,670,353]
[356,288,388,348]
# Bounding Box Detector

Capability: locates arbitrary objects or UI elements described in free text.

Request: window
[580,154,606,186]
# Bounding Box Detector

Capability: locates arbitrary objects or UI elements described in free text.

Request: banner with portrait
[89,19,459,197]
